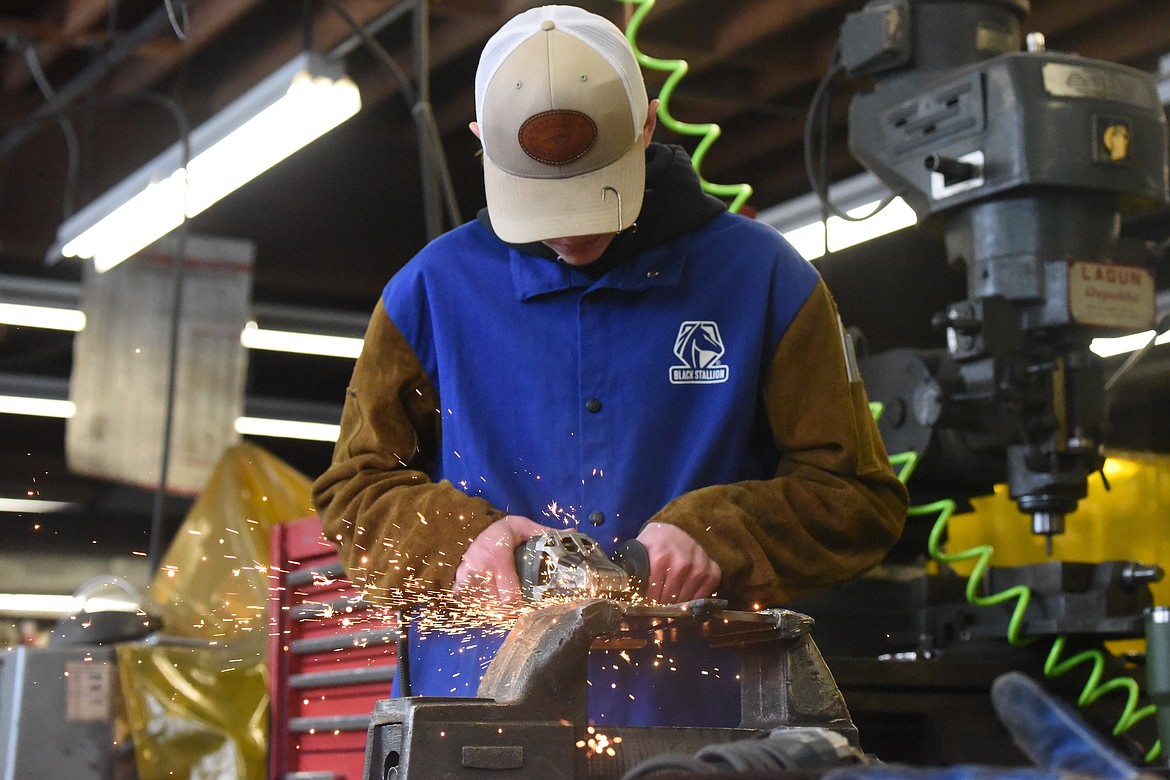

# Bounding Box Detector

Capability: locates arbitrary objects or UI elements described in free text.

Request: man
[312,4,907,727]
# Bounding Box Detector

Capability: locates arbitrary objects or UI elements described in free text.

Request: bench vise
[362,598,859,778]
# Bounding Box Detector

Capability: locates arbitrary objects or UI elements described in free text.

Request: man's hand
[636,522,721,604]
[453,515,552,603]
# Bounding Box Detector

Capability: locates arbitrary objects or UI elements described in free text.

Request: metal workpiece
[362,599,856,779]
[478,598,624,726]
[979,560,1161,638]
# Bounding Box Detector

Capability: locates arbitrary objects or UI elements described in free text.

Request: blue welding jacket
[377,146,821,728]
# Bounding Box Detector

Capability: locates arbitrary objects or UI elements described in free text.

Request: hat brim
[483,140,645,244]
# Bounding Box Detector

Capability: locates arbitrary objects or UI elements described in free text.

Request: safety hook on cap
[601,186,625,234]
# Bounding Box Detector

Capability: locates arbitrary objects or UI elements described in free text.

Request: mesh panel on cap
[557,19,645,133]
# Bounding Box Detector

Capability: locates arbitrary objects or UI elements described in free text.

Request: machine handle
[614,539,650,596]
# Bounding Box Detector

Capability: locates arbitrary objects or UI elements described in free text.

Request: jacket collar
[509,237,686,301]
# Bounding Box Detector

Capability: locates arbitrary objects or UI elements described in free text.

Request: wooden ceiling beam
[104,0,268,96]
[636,0,839,80]
[2,0,113,92]
[710,0,838,61]
[63,0,113,36]
[1044,1,1170,68]
[1027,0,1136,41]
[351,0,536,118]
[171,0,481,125]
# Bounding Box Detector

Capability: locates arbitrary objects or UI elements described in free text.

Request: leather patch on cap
[518,110,597,165]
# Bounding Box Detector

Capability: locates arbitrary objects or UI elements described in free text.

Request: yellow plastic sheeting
[118,442,315,780]
[948,450,1170,607]
[117,644,269,778]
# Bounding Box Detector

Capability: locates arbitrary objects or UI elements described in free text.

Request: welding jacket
[312,143,907,727]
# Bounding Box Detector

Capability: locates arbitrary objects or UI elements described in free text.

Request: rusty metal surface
[477,599,623,724]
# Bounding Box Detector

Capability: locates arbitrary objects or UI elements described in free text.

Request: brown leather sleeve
[648,280,908,608]
[311,305,504,595]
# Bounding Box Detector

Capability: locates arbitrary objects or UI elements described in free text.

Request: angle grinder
[514,529,649,601]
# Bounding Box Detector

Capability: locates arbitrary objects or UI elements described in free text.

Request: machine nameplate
[1042,62,1154,109]
[1067,260,1155,330]
[64,659,111,721]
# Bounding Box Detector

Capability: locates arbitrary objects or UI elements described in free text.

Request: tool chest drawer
[268,516,398,780]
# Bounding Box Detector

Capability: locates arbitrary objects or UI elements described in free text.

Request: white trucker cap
[474,5,649,244]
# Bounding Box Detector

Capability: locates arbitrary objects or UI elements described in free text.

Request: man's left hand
[635,522,721,604]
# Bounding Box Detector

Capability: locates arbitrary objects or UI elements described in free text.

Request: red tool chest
[268,516,398,780]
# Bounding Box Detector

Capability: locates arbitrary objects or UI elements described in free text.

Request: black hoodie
[476,143,728,278]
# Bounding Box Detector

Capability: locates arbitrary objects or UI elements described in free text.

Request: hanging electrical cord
[620,727,866,778]
[324,0,415,104]
[121,91,192,575]
[322,0,462,234]
[892,446,1163,763]
[618,0,753,213]
[802,46,897,228]
[163,0,189,41]
[21,43,81,219]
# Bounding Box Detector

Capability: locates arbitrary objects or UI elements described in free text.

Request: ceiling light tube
[0,276,87,331]
[0,593,80,619]
[0,593,136,619]
[234,416,340,442]
[0,395,76,418]
[240,321,363,358]
[0,375,73,417]
[0,498,79,514]
[55,52,361,272]
[757,172,920,261]
[1091,329,1170,357]
[780,197,918,261]
[0,302,85,331]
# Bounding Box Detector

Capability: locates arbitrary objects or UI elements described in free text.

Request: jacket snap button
[588,510,605,526]
[585,398,602,413]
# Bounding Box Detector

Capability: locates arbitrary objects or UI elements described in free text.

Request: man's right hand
[453,514,552,603]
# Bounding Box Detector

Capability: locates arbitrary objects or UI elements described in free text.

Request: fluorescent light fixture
[0,275,87,331]
[0,395,76,418]
[757,172,918,261]
[0,593,78,618]
[56,51,361,272]
[241,321,362,358]
[781,197,918,260]
[1091,329,1169,357]
[3,302,365,358]
[0,498,78,513]
[0,397,339,441]
[0,302,86,331]
[0,403,340,441]
[234,416,340,442]
[0,593,138,619]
